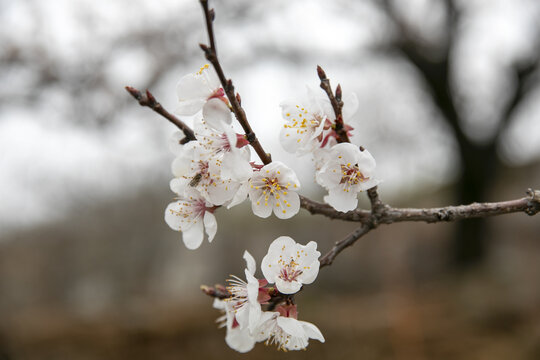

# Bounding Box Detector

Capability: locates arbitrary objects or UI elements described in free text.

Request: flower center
[340,163,367,186]
[278,259,303,283]
[262,177,283,195]
[169,198,206,221]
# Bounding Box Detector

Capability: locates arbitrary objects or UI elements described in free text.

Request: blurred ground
[0,164,539,359]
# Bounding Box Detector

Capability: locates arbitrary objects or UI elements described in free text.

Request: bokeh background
[1,0,540,359]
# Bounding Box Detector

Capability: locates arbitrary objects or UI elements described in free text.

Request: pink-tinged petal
[203,98,232,131]
[275,277,302,294]
[273,191,299,220]
[324,187,359,212]
[243,251,256,275]
[203,212,217,242]
[251,193,273,218]
[182,220,204,250]
[300,321,325,343]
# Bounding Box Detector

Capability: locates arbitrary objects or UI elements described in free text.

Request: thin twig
[316,65,350,143]
[199,0,271,164]
[125,86,196,143]
[320,224,373,267]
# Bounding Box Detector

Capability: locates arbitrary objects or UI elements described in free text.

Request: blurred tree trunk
[379,0,539,268]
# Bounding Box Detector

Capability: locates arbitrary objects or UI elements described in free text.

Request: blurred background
[1,0,540,358]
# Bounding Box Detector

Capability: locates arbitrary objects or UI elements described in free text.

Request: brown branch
[316,65,350,143]
[199,0,271,165]
[318,189,540,267]
[125,86,196,143]
[302,188,540,224]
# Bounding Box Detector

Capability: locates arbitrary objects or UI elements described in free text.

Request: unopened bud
[335,84,342,102]
[236,93,242,106]
[145,89,156,103]
[316,65,326,80]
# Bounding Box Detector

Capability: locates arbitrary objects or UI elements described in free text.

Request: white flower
[279,88,360,154]
[316,142,379,212]
[193,118,252,183]
[279,89,332,155]
[261,236,320,294]
[164,188,217,250]
[171,141,240,206]
[213,251,265,353]
[176,64,230,123]
[254,311,325,351]
[226,251,263,333]
[248,162,301,219]
[213,299,256,353]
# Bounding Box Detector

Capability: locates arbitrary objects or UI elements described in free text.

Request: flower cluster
[280,90,380,212]
[165,65,302,249]
[213,236,324,352]
[161,63,382,353]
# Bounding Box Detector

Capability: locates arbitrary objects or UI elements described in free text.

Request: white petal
[164,202,184,231]
[251,193,273,218]
[357,149,377,172]
[273,191,300,219]
[176,99,205,116]
[221,152,253,182]
[182,220,205,250]
[300,321,325,343]
[324,188,358,212]
[203,98,232,132]
[342,92,359,120]
[227,181,249,209]
[359,177,380,192]
[168,131,186,155]
[243,251,256,275]
[277,317,305,338]
[253,312,278,342]
[213,298,226,310]
[203,212,217,242]
[275,278,303,294]
[177,73,212,100]
[171,153,195,178]
[206,181,238,206]
[225,327,256,353]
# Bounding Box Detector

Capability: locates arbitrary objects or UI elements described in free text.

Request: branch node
[526,188,540,216]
